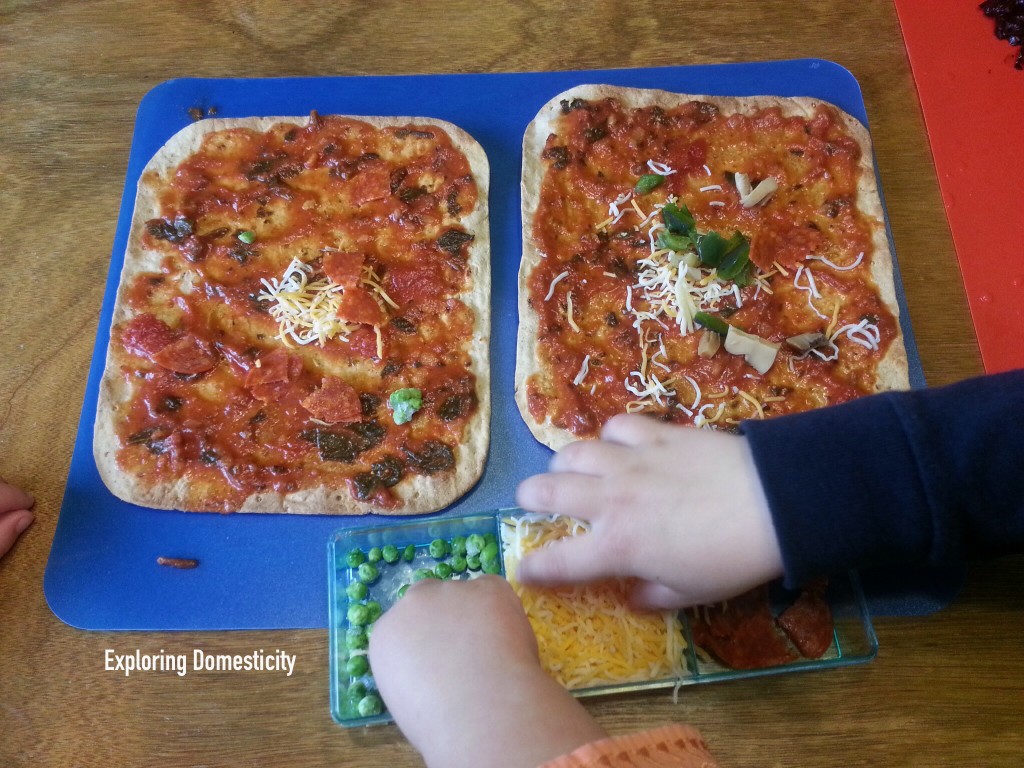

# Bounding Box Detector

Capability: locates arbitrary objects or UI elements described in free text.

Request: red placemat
[894,0,1024,373]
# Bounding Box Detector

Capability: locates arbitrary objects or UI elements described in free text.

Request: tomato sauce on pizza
[518,86,908,447]
[95,113,490,514]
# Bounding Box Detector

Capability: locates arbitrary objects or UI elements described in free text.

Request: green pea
[396,583,410,599]
[450,536,467,556]
[466,553,481,571]
[465,534,486,556]
[484,533,497,547]
[434,562,453,580]
[402,544,416,562]
[382,544,400,564]
[357,563,379,584]
[367,546,383,563]
[348,680,367,702]
[346,654,370,677]
[346,548,366,567]
[481,541,499,561]
[357,693,384,717]
[346,581,368,601]
[428,538,449,559]
[411,567,435,583]
[450,554,467,573]
[346,626,368,650]
[347,603,371,626]
[481,555,502,575]
[365,600,382,623]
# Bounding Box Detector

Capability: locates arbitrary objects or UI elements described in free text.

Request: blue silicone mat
[44,60,958,630]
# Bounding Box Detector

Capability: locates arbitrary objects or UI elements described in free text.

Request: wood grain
[1,1,1006,767]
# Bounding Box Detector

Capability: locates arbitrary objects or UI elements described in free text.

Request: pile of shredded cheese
[501,514,686,691]
[258,258,355,347]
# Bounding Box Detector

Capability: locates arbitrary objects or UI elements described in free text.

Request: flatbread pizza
[95,112,490,514]
[518,84,908,449]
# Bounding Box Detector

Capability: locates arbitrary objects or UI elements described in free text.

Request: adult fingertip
[15,511,34,535]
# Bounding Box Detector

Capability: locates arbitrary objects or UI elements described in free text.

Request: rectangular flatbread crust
[95,114,490,514]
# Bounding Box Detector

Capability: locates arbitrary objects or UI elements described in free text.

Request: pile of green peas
[340,531,502,719]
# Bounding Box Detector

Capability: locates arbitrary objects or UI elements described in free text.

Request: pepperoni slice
[245,348,303,401]
[122,313,179,358]
[347,162,391,206]
[336,286,386,326]
[688,586,798,670]
[323,251,365,287]
[300,377,362,424]
[386,264,444,308]
[152,335,217,374]
[778,587,834,659]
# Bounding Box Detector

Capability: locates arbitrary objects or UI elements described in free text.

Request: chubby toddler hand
[515,414,784,609]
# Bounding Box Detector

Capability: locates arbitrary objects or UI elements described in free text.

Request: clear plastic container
[327,509,877,726]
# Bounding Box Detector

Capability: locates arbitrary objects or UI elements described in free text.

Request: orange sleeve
[538,724,720,768]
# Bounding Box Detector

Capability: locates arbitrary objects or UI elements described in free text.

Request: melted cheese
[502,515,686,690]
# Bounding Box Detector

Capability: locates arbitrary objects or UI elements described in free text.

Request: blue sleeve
[739,370,1024,587]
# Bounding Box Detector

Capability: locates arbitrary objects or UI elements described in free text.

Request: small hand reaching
[515,413,784,609]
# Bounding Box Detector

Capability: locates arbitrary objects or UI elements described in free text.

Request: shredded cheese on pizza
[258,258,356,346]
[502,514,686,691]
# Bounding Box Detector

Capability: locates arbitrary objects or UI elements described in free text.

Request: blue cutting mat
[44,60,957,630]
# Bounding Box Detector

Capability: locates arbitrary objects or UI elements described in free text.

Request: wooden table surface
[2,2,1021,766]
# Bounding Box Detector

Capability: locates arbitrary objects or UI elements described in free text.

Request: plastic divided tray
[327,509,878,727]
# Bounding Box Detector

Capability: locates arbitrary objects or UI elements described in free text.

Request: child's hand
[369,576,606,768]
[0,479,33,560]
[515,413,784,609]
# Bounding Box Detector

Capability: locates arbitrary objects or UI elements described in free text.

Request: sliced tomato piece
[300,377,362,424]
[152,335,217,374]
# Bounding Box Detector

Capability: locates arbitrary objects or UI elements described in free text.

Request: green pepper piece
[347,603,371,626]
[357,693,384,717]
[346,581,368,601]
[357,563,379,584]
[428,538,449,559]
[346,626,368,650]
[237,230,256,244]
[381,544,400,564]
[346,548,366,568]
[694,311,730,336]
[633,173,664,196]
[346,654,370,677]
[715,232,752,281]
[655,230,693,253]
[402,544,416,562]
[662,202,696,235]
